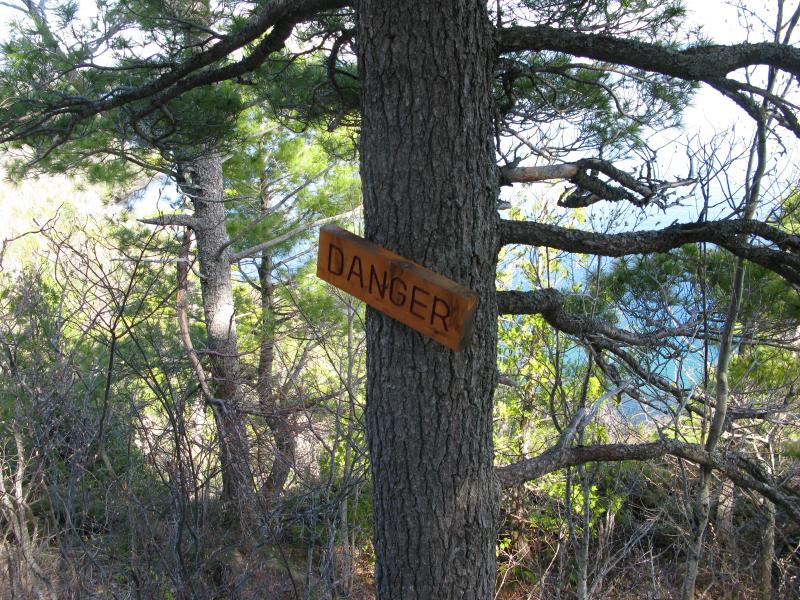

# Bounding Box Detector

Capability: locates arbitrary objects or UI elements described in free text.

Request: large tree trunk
[182,154,253,512]
[358,1,499,598]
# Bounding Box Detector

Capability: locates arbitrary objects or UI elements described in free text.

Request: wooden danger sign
[316,225,478,351]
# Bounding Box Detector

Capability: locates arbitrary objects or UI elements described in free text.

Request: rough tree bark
[357,1,499,598]
[180,154,253,513]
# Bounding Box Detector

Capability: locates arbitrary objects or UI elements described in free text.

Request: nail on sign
[316,225,478,351]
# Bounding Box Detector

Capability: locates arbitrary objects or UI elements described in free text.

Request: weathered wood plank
[316,225,478,351]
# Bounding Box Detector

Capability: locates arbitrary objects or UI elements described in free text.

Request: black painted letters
[328,244,344,275]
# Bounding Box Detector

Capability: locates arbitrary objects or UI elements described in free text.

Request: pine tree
[3,0,800,597]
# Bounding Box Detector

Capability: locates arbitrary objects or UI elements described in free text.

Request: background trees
[1,0,800,598]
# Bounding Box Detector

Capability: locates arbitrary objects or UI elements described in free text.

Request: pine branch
[0,0,348,146]
[496,26,800,136]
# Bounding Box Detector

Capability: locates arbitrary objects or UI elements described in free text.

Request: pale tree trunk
[565,466,590,600]
[716,480,735,561]
[180,154,253,513]
[759,497,776,600]
[759,441,777,600]
[681,470,712,600]
[336,302,359,596]
[358,1,499,598]
[681,247,747,600]
[257,222,295,500]
[0,425,57,600]
[577,468,591,600]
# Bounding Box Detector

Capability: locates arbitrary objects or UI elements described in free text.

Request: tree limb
[494,439,800,522]
[499,218,800,286]
[497,26,800,81]
[500,163,579,184]
[138,213,198,229]
[497,288,695,348]
[496,26,800,137]
[501,158,694,208]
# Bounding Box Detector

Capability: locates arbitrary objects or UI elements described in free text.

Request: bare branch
[552,382,631,452]
[501,158,694,208]
[497,372,519,387]
[500,163,579,183]
[138,213,198,229]
[231,207,360,262]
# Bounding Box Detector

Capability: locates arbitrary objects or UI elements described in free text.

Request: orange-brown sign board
[316,225,478,351]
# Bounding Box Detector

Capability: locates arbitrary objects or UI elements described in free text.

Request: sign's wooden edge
[452,304,477,352]
[316,225,479,352]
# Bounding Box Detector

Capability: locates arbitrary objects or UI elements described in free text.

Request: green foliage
[510,0,687,38]
[1,0,798,597]
[254,51,360,130]
[0,0,251,179]
[497,1,693,157]
[605,242,800,327]
[730,346,797,392]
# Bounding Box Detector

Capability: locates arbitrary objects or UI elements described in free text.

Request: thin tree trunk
[181,154,252,513]
[258,246,296,499]
[681,470,712,600]
[358,1,499,598]
[337,302,359,596]
[565,468,588,600]
[577,466,591,600]
[256,177,297,501]
[0,426,58,600]
[716,480,735,564]
[759,440,777,600]
[681,247,748,600]
[681,95,769,600]
[759,498,775,600]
